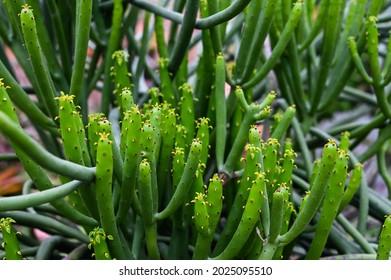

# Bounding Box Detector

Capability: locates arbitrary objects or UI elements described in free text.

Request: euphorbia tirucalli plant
[0,0,390,260]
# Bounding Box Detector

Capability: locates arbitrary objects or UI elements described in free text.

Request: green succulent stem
[168,0,199,76]
[0,218,23,260]
[20,4,59,120]
[0,111,95,182]
[129,0,251,30]
[377,215,391,260]
[279,139,337,245]
[0,211,89,243]
[70,0,93,104]
[220,89,274,180]
[242,1,303,90]
[0,180,82,212]
[101,0,125,115]
[156,139,202,220]
[95,133,125,259]
[214,54,227,170]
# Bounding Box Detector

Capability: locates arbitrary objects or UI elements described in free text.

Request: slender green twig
[0,112,95,182]
[320,254,377,260]
[357,124,391,163]
[35,236,77,260]
[0,180,84,212]
[242,1,303,90]
[128,0,251,30]
[168,0,199,77]
[336,215,376,254]
[101,0,125,115]
[70,0,93,104]
[377,141,391,199]
[0,211,89,243]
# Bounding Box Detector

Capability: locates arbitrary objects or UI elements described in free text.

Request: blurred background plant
[0,0,391,260]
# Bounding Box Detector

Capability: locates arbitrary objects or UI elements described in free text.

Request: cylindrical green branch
[0,180,83,212]
[0,111,95,182]
[70,0,93,104]
[0,217,23,260]
[279,139,337,245]
[20,4,58,120]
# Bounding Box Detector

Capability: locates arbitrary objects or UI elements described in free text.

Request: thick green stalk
[192,192,209,238]
[56,94,91,166]
[157,105,177,199]
[206,174,223,236]
[305,150,349,259]
[263,138,280,196]
[154,15,169,58]
[20,4,58,120]
[88,227,113,260]
[120,88,135,120]
[55,94,98,218]
[220,88,274,178]
[193,173,223,259]
[268,187,287,243]
[377,215,391,260]
[179,83,196,145]
[270,106,296,142]
[138,159,160,260]
[338,164,363,213]
[212,172,266,260]
[196,117,211,166]
[2,1,44,92]
[140,115,161,215]
[278,145,296,196]
[116,107,142,223]
[339,131,350,152]
[95,133,125,259]
[167,147,188,259]
[156,139,202,220]
[213,144,261,256]
[0,218,23,260]
[279,139,337,245]
[214,54,227,170]
[111,51,133,114]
